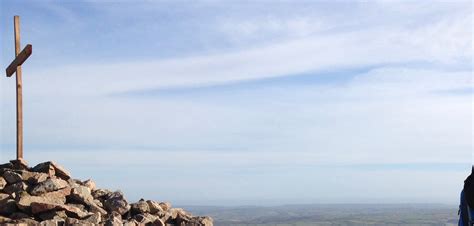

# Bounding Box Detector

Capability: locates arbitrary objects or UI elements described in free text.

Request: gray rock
[0,199,17,215]
[31,202,91,219]
[92,188,112,198]
[2,171,23,184]
[15,190,66,211]
[31,178,68,195]
[0,177,6,190]
[159,201,171,212]
[0,193,10,201]
[123,219,139,226]
[82,212,101,224]
[39,219,65,226]
[32,161,71,180]
[147,200,163,214]
[151,218,165,226]
[0,215,12,223]
[19,170,49,184]
[131,199,149,215]
[104,212,123,226]
[37,210,68,221]
[9,159,29,171]
[70,185,107,215]
[104,191,130,215]
[3,181,27,195]
[9,212,30,220]
[82,179,96,190]
[133,213,157,224]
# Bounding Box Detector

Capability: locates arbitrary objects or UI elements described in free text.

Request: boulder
[31,202,90,218]
[3,181,27,195]
[131,199,150,215]
[104,191,130,215]
[2,171,23,184]
[0,199,17,215]
[83,212,101,224]
[69,185,107,215]
[37,210,67,221]
[32,161,71,180]
[159,201,171,212]
[92,188,112,200]
[19,170,49,184]
[15,191,66,211]
[0,177,6,190]
[39,219,65,226]
[151,218,165,226]
[133,213,157,224]
[10,159,29,171]
[82,179,96,190]
[30,178,69,195]
[147,200,163,214]
[104,211,123,226]
[0,216,11,223]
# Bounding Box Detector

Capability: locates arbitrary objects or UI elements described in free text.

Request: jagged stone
[0,193,10,201]
[82,212,101,224]
[37,210,67,221]
[2,171,23,184]
[91,188,112,200]
[82,179,96,190]
[0,199,17,215]
[104,212,123,226]
[30,178,68,195]
[104,191,130,215]
[133,213,157,224]
[0,215,11,223]
[9,217,39,225]
[0,177,7,190]
[3,181,27,195]
[31,202,91,219]
[19,170,49,184]
[8,212,30,220]
[151,218,165,226]
[10,159,29,171]
[159,202,171,212]
[169,208,187,220]
[131,199,150,215]
[69,185,107,215]
[69,186,93,203]
[32,161,71,180]
[65,217,80,225]
[2,160,213,226]
[15,191,65,211]
[39,218,65,226]
[123,219,139,226]
[147,200,163,214]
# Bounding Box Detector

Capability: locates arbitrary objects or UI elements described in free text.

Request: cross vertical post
[5,15,33,161]
[14,15,23,160]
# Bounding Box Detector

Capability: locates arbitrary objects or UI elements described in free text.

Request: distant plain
[184,204,458,226]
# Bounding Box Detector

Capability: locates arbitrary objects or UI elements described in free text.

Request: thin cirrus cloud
[0,1,472,204]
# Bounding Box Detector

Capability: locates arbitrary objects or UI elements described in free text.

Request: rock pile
[0,159,213,226]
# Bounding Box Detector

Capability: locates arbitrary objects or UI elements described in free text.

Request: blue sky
[0,1,472,205]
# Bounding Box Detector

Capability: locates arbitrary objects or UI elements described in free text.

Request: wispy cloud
[0,0,471,204]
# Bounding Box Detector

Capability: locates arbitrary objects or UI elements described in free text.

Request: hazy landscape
[186,204,459,226]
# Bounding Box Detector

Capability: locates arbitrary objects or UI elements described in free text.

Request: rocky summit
[0,159,213,226]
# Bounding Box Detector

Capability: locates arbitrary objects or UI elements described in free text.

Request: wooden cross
[5,16,32,160]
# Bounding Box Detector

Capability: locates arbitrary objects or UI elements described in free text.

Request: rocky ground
[0,159,213,226]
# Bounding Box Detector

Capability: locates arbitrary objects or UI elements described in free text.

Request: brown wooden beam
[6,44,32,77]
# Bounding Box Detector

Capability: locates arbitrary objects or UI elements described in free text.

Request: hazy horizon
[1,1,472,206]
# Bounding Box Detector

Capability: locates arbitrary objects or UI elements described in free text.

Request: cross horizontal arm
[6,44,32,77]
